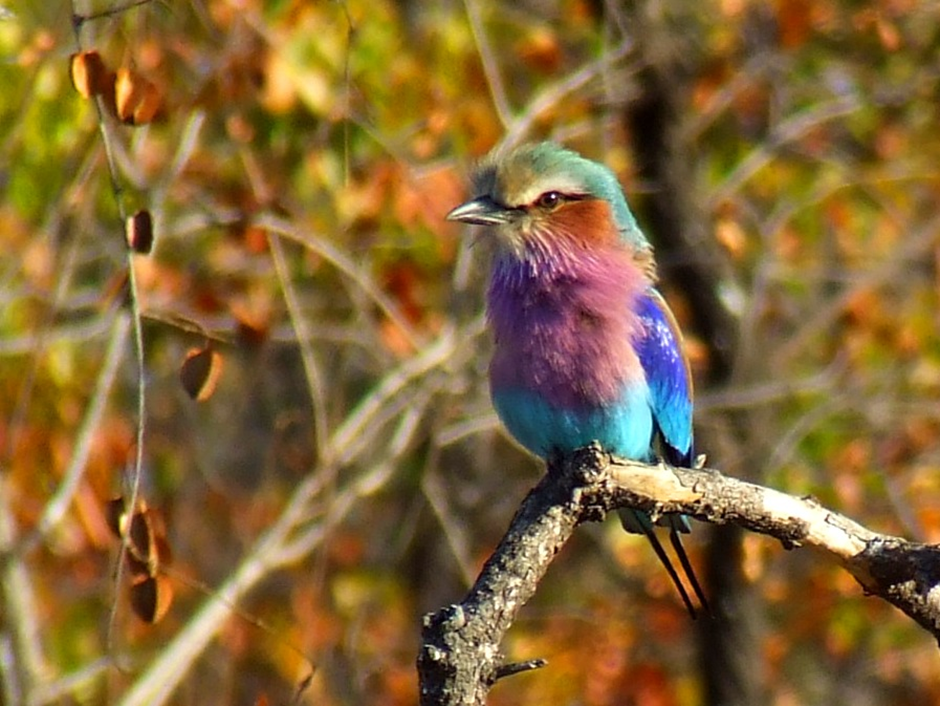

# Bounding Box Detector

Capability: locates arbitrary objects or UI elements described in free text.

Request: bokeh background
[3,1,940,704]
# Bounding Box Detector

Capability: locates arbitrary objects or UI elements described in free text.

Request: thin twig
[774,210,940,366]
[502,41,635,150]
[267,234,329,463]
[328,328,459,466]
[707,95,862,209]
[256,213,423,354]
[28,657,111,706]
[72,0,151,28]
[463,0,513,130]
[68,0,150,658]
[24,314,130,553]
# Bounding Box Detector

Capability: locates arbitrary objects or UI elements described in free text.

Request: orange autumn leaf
[115,67,162,125]
[180,346,224,401]
[70,50,112,98]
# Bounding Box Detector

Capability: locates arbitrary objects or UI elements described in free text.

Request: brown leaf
[125,209,154,254]
[107,497,175,622]
[111,500,172,577]
[115,67,162,125]
[126,506,156,575]
[70,50,112,98]
[180,346,224,401]
[129,573,174,623]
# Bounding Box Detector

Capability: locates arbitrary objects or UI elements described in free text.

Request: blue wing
[634,288,694,468]
[627,288,708,617]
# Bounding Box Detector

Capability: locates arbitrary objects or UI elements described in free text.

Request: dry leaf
[126,209,154,254]
[70,50,111,98]
[129,573,174,623]
[115,67,162,125]
[107,497,175,623]
[180,346,224,401]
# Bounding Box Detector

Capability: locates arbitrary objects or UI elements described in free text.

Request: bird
[447,141,708,617]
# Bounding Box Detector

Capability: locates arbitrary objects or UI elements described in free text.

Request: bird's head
[447,142,650,261]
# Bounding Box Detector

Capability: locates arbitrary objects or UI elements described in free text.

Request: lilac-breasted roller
[447,141,708,616]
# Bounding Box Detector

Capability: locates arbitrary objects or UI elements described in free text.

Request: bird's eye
[536,191,563,209]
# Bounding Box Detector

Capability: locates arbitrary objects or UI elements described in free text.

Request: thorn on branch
[493,658,547,682]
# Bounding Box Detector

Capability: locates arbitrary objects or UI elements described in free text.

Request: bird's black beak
[446,196,517,226]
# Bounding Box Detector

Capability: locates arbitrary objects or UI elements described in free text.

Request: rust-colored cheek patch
[549,199,622,247]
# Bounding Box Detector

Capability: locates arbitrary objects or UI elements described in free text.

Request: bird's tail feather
[619,509,708,618]
[640,524,698,619]
[669,528,709,614]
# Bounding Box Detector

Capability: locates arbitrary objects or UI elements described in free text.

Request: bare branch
[418,445,940,706]
[117,327,464,706]
[463,0,513,130]
[25,315,129,552]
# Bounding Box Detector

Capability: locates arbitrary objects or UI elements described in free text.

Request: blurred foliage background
[2,0,940,704]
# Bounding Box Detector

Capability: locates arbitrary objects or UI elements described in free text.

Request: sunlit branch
[418,445,940,706]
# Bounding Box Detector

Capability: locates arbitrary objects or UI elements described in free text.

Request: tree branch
[417,444,940,705]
